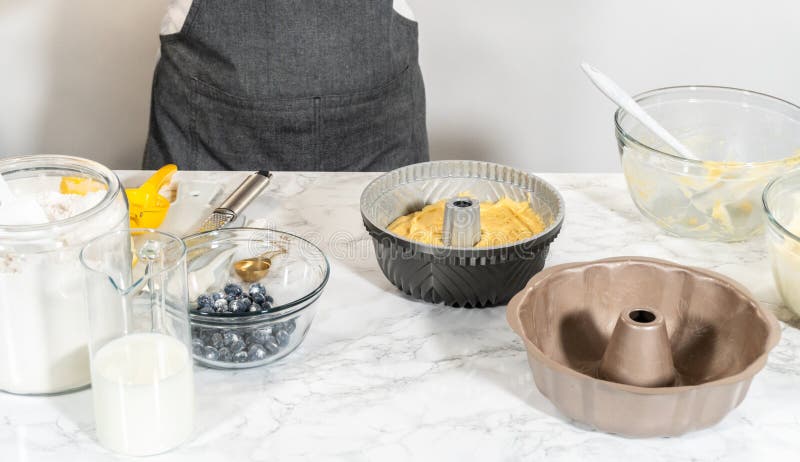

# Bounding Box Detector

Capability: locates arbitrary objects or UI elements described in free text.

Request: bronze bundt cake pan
[507,257,781,437]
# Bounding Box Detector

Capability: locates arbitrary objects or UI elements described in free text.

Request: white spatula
[581,62,701,161]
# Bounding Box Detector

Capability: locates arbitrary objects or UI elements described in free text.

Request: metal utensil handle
[217,170,272,216]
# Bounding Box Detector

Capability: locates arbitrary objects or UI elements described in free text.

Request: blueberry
[239,297,252,309]
[230,339,246,354]
[212,291,226,301]
[263,336,279,354]
[233,351,248,363]
[222,331,240,347]
[199,306,214,315]
[275,329,290,347]
[196,294,213,308]
[248,283,266,296]
[247,344,268,362]
[218,347,232,362]
[248,304,259,312]
[210,332,223,348]
[252,328,272,344]
[252,293,266,305]
[264,295,274,305]
[203,346,219,361]
[191,338,204,356]
[224,283,243,297]
[214,299,228,312]
[229,300,243,313]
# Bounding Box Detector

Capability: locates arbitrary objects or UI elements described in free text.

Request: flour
[0,185,105,227]
[0,186,127,394]
[35,191,106,223]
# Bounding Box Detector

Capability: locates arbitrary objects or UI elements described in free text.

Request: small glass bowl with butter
[763,170,800,317]
[615,86,800,241]
[183,228,329,369]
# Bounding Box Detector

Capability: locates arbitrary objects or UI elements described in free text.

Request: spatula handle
[581,62,700,161]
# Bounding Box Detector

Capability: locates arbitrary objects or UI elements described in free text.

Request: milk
[92,333,194,456]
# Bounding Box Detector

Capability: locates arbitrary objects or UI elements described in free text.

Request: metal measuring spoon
[233,247,287,283]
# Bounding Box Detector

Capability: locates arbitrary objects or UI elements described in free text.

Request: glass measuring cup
[80,229,193,456]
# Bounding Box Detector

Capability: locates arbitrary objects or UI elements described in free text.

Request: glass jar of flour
[0,155,128,394]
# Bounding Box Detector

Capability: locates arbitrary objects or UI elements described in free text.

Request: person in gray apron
[144,0,429,171]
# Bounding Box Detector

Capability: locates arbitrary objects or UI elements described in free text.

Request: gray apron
[143,0,429,171]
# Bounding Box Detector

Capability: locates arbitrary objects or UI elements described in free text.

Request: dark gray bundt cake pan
[360,160,565,307]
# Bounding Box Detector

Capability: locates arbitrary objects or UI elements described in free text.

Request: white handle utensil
[581,62,700,161]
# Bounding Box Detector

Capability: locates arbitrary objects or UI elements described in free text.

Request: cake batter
[388,197,545,247]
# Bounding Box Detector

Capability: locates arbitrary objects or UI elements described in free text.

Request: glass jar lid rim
[0,155,122,232]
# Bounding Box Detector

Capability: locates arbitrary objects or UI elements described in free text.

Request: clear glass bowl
[183,228,329,369]
[615,86,800,241]
[763,169,800,317]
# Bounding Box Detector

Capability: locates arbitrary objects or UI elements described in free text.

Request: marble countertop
[2,171,799,461]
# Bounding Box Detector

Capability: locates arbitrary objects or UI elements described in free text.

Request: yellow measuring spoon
[59,176,107,195]
[125,164,178,228]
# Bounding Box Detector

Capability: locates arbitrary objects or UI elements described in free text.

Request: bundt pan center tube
[442,197,481,247]
[599,307,676,388]
[360,161,565,308]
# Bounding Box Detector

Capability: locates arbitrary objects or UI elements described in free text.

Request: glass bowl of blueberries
[183,228,329,369]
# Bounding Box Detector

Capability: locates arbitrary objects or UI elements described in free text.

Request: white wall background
[1,0,799,172]
[0,0,165,169]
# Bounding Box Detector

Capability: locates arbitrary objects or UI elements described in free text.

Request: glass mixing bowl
[183,228,329,369]
[763,169,800,317]
[615,86,800,241]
